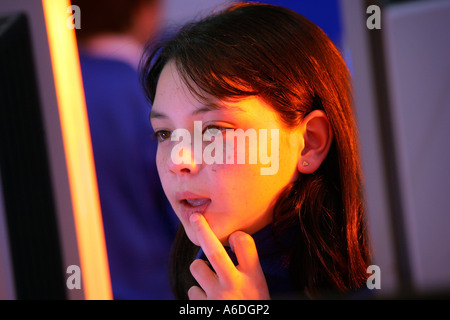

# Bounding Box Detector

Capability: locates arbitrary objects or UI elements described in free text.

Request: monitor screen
[0,0,111,300]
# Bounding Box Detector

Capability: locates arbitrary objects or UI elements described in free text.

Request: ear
[297,110,333,174]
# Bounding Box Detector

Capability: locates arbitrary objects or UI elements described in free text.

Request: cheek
[208,162,270,218]
[155,145,174,198]
[155,147,165,174]
[207,140,297,222]
[208,132,292,203]
[155,143,173,174]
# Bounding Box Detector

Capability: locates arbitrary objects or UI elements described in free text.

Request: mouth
[179,198,211,221]
[184,198,210,207]
[176,191,211,221]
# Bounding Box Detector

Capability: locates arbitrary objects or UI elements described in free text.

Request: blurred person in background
[71,0,178,299]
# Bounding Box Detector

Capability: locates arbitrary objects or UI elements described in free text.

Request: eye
[203,126,221,135]
[203,125,229,135]
[153,130,171,142]
[202,125,228,141]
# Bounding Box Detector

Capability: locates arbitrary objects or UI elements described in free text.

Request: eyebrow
[149,109,168,120]
[149,102,245,120]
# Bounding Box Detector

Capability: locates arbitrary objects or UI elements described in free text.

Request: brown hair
[140,2,371,299]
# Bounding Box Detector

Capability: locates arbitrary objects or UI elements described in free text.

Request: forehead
[150,61,284,128]
[153,61,191,105]
[151,61,211,116]
[151,61,236,116]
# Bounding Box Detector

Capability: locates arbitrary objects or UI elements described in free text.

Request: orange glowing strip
[42,0,112,299]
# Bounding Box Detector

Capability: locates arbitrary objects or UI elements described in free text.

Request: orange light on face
[42,0,112,299]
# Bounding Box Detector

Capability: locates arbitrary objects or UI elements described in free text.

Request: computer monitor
[341,0,450,297]
[0,0,111,299]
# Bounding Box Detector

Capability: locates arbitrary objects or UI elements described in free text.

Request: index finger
[190,213,236,281]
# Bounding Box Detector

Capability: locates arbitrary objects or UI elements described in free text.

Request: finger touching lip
[179,197,211,221]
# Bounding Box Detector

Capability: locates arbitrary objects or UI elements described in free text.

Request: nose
[168,143,201,176]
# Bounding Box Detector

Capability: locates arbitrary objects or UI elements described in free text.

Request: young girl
[140,2,371,299]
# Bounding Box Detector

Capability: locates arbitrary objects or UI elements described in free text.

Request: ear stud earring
[302,160,309,167]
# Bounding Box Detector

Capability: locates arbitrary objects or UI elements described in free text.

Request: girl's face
[151,61,303,245]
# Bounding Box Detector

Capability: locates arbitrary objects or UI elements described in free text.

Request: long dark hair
[140,2,371,299]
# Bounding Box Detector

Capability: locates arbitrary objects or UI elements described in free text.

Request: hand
[187,213,270,300]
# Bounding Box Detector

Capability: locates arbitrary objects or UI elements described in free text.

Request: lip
[175,191,208,201]
[175,191,211,221]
